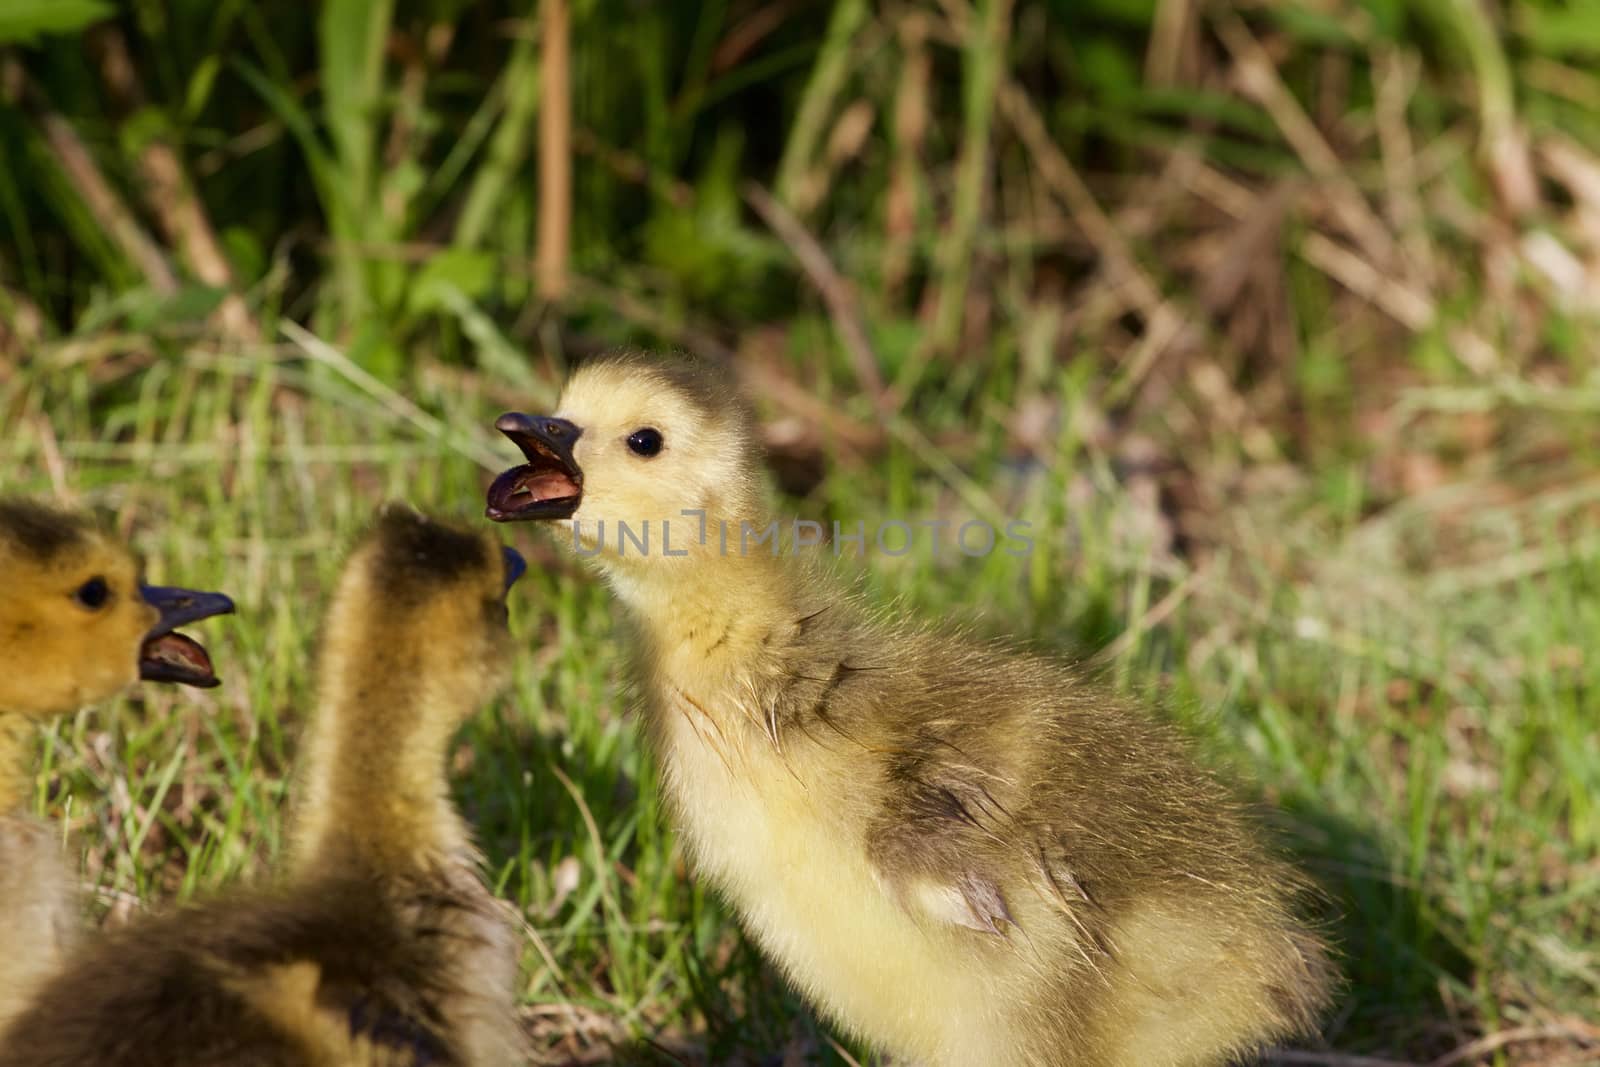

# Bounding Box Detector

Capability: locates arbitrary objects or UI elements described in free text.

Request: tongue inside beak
[486,466,581,516]
[140,632,220,688]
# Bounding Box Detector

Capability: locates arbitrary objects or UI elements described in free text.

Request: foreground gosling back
[0,508,527,1067]
[0,499,232,1034]
[487,352,1335,1067]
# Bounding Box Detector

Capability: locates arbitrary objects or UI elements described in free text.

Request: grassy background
[4,0,1600,1063]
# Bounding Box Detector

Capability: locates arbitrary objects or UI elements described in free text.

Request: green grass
[5,333,1600,1064]
[5,0,1600,1061]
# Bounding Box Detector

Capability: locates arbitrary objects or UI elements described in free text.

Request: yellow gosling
[485,352,1335,1067]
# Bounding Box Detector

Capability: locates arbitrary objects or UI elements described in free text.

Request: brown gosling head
[319,504,524,722]
[486,351,764,568]
[0,499,234,719]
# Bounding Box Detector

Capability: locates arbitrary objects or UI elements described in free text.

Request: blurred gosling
[0,507,526,1067]
[0,499,232,1033]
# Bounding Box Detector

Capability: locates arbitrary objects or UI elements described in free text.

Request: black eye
[74,576,110,609]
[626,428,664,457]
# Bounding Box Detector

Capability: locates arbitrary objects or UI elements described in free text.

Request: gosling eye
[74,576,110,610]
[626,428,664,458]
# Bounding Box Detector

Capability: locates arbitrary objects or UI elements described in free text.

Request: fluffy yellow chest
[656,688,1000,1064]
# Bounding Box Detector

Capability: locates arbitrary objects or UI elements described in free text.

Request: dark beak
[138,583,235,688]
[486,413,584,522]
[501,545,527,594]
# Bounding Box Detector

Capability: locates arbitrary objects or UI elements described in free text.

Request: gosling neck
[0,713,32,812]
[289,669,468,879]
[597,542,799,688]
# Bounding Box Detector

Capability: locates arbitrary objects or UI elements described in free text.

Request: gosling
[0,507,528,1066]
[0,499,233,1032]
[485,352,1335,1067]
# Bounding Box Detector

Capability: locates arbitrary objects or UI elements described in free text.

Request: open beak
[486,413,584,522]
[138,584,235,688]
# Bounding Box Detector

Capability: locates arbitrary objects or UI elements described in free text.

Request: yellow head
[0,500,234,719]
[317,506,525,730]
[485,351,765,570]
